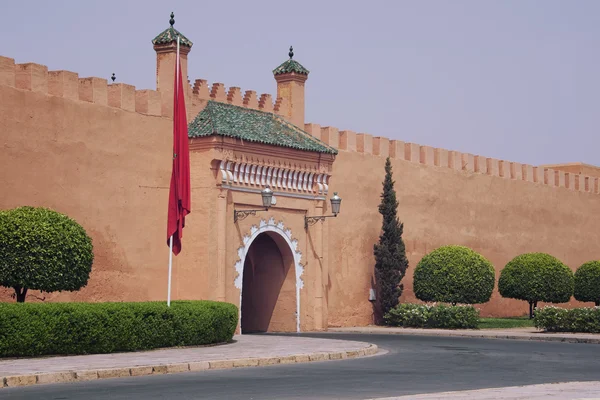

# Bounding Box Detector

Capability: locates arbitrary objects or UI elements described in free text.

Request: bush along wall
[498,253,574,318]
[0,206,94,302]
[574,261,600,306]
[384,303,480,329]
[413,245,495,305]
[534,306,600,333]
[0,300,238,357]
[373,157,409,324]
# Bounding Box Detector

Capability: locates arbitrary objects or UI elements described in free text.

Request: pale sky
[1,1,598,166]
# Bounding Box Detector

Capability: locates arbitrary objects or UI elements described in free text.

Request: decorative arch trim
[234,217,304,333]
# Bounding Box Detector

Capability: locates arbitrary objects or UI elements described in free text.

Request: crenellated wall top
[2,52,596,198]
[0,56,165,118]
[302,123,600,196]
[188,78,289,119]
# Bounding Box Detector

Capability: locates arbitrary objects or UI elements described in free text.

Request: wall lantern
[304,192,342,229]
[234,185,274,223]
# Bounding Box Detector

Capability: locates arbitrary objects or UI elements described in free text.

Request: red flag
[166,53,191,255]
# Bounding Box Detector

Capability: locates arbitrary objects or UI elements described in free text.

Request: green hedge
[384,303,480,329]
[413,245,495,305]
[0,300,238,357]
[534,306,600,333]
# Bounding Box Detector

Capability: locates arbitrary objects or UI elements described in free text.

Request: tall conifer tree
[374,157,409,324]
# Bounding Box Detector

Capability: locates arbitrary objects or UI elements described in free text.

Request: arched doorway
[241,232,297,333]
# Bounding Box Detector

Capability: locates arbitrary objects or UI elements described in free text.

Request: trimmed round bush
[413,245,495,305]
[574,261,600,306]
[0,206,93,302]
[498,253,574,317]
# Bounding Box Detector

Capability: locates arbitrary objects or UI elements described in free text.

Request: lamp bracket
[234,208,268,223]
[304,214,337,229]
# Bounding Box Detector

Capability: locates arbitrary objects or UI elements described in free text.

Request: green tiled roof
[188,101,337,155]
[152,27,193,47]
[273,59,309,76]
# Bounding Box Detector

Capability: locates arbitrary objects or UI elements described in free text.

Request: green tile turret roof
[273,46,309,76]
[188,101,337,155]
[152,12,193,47]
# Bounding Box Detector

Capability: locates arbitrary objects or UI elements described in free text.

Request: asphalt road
[2,333,600,400]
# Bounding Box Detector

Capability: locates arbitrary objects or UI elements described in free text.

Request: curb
[0,344,378,389]
[329,328,600,344]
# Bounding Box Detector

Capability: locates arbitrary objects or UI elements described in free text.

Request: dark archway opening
[241,232,296,333]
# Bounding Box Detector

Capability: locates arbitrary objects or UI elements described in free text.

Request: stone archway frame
[234,217,304,333]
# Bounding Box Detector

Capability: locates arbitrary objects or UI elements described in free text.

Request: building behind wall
[1,16,600,330]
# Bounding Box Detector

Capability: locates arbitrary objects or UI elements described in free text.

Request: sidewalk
[367,381,600,399]
[0,335,377,389]
[330,326,600,344]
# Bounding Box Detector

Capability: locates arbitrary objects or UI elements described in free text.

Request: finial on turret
[272,45,309,76]
[152,11,193,47]
[111,73,116,82]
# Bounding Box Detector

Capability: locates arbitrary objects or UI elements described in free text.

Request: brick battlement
[0,56,163,117]
[1,54,287,123]
[188,77,288,118]
[303,123,600,196]
[2,53,597,197]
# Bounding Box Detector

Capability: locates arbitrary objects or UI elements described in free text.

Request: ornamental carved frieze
[218,159,330,195]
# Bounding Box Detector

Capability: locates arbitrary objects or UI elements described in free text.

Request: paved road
[2,333,600,400]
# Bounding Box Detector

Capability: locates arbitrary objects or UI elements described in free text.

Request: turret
[273,46,309,128]
[152,12,193,116]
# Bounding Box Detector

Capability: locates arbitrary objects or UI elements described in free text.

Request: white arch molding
[234,217,304,333]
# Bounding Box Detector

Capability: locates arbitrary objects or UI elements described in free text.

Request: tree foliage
[0,206,94,302]
[373,158,409,324]
[413,245,495,305]
[498,253,573,318]
[574,261,600,306]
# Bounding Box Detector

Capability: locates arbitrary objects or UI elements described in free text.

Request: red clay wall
[327,149,600,325]
[2,53,600,329]
[0,81,173,302]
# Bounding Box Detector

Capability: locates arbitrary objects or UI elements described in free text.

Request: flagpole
[176,35,180,97]
[167,235,173,306]
[167,35,181,308]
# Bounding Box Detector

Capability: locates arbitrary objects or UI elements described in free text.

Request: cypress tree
[373,157,409,324]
